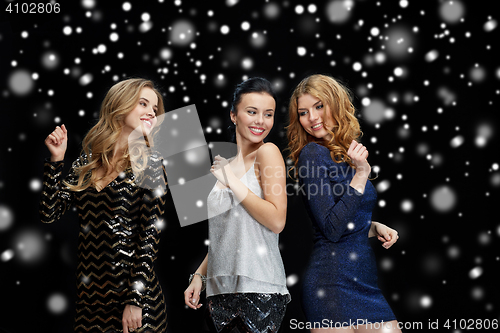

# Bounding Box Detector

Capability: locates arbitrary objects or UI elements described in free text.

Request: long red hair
[286,74,362,177]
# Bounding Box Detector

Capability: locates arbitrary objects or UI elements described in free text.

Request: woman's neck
[112,133,129,161]
[235,132,264,158]
[235,141,262,161]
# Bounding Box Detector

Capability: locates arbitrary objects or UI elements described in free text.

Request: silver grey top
[206,161,290,298]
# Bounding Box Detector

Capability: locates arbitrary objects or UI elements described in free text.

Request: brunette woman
[184,78,290,333]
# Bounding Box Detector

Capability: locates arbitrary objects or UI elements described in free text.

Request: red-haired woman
[287,74,401,333]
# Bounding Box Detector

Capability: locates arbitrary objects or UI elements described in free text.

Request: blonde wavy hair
[65,78,165,191]
[287,74,362,176]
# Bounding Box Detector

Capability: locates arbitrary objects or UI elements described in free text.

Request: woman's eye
[316,104,323,110]
[140,102,147,107]
[247,110,256,115]
[265,113,273,118]
[299,111,307,116]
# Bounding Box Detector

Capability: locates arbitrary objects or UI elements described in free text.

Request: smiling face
[122,87,159,136]
[230,92,276,145]
[297,93,336,141]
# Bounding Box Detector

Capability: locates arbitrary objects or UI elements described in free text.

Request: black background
[0,0,499,332]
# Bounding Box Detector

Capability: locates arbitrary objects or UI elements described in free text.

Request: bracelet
[189,273,207,292]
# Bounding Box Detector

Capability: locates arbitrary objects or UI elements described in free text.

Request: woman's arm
[184,254,207,310]
[369,221,399,249]
[212,143,287,234]
[40,125,76,223]
[298,143,364,242]
[347,140,371,194]
[124,156,168,308]
[122,154,168,332]
[39,160,76,223]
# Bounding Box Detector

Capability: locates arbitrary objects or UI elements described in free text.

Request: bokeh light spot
[170,20,196,46]
[429,185,457,213]
[286,274,299,287]
[325,0,353,24]
[8,70,34,96]
[14,229,46,264]
[362,99,385,124]
[439,0,465,24]
[0,205,14,231]
[47,293,68,314]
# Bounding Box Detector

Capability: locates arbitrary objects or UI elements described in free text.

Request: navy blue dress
[297,142,396,326]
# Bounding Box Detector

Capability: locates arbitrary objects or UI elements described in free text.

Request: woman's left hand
[122,304,142,333]
[371,221,399,249]
[210,155,233,187]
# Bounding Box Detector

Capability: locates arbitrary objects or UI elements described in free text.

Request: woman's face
[123,87,159,136]
[297,93,335,141]
[231,92,276,144]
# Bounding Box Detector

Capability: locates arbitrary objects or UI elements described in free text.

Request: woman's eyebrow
[298,99,321,110]
[140,97,158,109]
[246,106,275,112]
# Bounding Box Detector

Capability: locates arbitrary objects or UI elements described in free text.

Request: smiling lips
[249,126,265,136]
[141,118,153,129]
[311,123,323,131]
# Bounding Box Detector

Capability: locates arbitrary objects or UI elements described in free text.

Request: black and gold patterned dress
[39,152,168,333]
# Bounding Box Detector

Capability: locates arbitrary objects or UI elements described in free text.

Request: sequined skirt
[207,293,288,333]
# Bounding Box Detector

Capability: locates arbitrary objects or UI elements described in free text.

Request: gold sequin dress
[39,152,168,333]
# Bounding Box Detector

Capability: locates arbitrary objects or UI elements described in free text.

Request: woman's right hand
[184,276,203,310]
[347,140,370,177]
[45,124,68,162]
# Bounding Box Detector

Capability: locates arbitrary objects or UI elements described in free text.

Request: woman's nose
[309,109,319,121]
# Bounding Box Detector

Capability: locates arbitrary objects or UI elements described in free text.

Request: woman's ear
[230,110,236,125]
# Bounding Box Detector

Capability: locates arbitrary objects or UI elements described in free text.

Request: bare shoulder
[255,143,284,167]
[256,142,281,158]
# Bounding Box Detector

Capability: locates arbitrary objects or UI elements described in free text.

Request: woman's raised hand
[347,140,370,177]
[210,155,232,187]
[44,124,68,162]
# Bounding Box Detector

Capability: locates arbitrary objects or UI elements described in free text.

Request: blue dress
[297,142,396,326]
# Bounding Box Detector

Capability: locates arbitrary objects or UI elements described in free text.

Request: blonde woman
[40,78,168,332]
[287,74,401,332]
